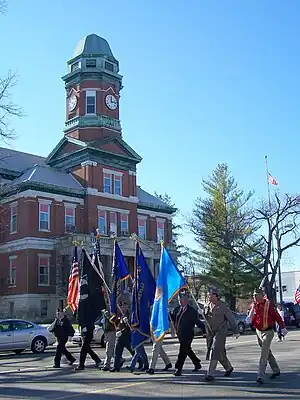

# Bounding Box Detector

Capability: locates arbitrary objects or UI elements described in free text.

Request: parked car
[282,302,300,328]
[72,324,105,348]
[194,310,250,336]
[0,319,56,354]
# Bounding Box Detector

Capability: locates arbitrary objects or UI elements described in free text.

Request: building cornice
[86,187,139,203]
[0,237,56,253]
[2,189,84,205]
[137,208,173,220]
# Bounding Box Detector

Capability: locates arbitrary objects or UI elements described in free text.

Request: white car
[0,319,56,354]
[72,324,105,348]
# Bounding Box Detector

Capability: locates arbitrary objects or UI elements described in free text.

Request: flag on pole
[150,245,186,342]
[294,284,300,304]
[131,242,156,349]
[268,173,279,186]
[67,246,80,313]
[110,240,130,319]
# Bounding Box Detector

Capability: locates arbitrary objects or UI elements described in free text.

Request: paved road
[0,330,299,399]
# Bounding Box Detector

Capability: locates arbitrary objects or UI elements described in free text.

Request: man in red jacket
[251,289,287,384]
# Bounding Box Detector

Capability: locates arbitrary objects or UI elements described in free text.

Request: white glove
[197,307,203,316]
[116,330,122,338]
[234,333,240,339]
[281,328,288,336]
[245,316,252,324]
[122,317,128,324]
[82,327,87,333]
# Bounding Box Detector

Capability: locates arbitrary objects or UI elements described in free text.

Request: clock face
[68,94,78,112]
[105,94,118,110]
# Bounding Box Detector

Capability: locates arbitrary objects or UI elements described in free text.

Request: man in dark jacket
[74,322,102,371]
[171,290,206,376]
[51,309,76,368]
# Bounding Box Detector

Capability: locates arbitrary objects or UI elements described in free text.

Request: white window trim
[64,203,77,209]
[85,90,96,115]
[10,203,17,234]
[137,215,148,220]
[38,199,52,205]
[38,254,51,287]
[156,218,166,223]
[97,205,130,214]
[39,202,51,232]
[103,168,123,177]
[114,175,122,196]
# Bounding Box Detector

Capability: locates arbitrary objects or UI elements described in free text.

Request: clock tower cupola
[62,34,123,142]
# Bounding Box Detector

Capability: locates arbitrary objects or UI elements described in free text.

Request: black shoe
[204,375,215,382]
[68,359,76,366]
[224,367,234,377]
[125,366,134,373]
[138,362,143,370]
[173,369,182,376]
[270,372,280,379]
[74,365,84,371]
[256,377,263,384]
[192,363,202,372]
[162,363,172,371]
[95,361,102,368]
[110,367,120,372]
[146,368,154,375]
[101,366,110,371]
[52,365,61,368]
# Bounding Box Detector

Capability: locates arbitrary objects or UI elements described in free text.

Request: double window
[86,90,96,114]
[39,202,51,231]
[103,170,123,196]
[38,255,50,286]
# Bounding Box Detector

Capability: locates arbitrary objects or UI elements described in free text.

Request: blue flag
[131,242,156,349]
[150,245,186,342]
[110,240,130,318]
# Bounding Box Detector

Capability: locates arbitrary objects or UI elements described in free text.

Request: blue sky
[1,0,300,269]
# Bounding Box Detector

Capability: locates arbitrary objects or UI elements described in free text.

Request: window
[12,321,34,330]
[98,210,107,234]
[104,173,112,193]
[114,175,122,196]
[41,300,48,318]
[71,62,79,72]
[0,322,12,333]
[10,203,17,233]
[138,218,146,240]
[120,213,129,234]
[39,202,50,231]
[86,59,96,68]
[9,256,17,286]
[86,90,96,114]
[110,212,117,235]
[157,221,165,242]
[38,255,50,286]
[65,206,76,232]
[105,61,114,72]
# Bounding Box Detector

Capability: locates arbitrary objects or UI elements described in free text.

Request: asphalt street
[0,330,299,399]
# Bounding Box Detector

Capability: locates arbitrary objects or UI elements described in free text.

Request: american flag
[67,246,80,313]
[294,285,300,305]
[268,173,279,186]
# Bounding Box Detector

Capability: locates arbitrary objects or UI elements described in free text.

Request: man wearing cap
[170,289,205,376]
[250,288,287,384]
[203,287,239,382]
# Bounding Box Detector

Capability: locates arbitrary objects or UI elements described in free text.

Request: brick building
[0,34,176,321]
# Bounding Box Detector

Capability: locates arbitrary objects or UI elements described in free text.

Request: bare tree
[0,1,24,140]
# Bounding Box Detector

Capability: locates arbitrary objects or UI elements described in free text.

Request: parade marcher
[203,287,239,382]
[101,310,117,371]
[276,304,285,342]
[74,321,102,371]
[171,289,205,376]
[127,342,149,372]
[49,309,76,368]
[110,301,135,372]
[250,289,287,384]
[146,333,172,374]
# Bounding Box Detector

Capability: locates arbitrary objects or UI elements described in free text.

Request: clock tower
[62,34,123,142]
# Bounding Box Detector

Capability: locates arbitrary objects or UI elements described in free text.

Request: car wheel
[31,336,47,353]
[100,334,105,348]
[238,322,245,334]
[14,349,25,355]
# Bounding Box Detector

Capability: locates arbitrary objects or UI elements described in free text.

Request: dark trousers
[175,338,201,371]
[79,329,101,367]
[113,332,134,370]
[54,338,75,367]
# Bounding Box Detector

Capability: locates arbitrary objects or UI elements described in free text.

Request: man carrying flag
[75,249,105,371]
[127,242,156,372]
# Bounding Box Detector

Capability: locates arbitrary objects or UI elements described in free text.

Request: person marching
[170,289,205,376]
[74,321,102,371]
[50,309,76,368]
[203,287,239,382]
[249,288,287,384]
[276,303,285,342]
[146,326,172,375]
[101,309,117,371]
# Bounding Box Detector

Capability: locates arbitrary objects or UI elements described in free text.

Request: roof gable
[45,137,87,166]
[89,136,142,162]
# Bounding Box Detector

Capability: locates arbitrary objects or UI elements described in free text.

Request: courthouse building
[0,34,176,321]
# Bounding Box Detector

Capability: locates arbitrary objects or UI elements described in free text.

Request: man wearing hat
[203,286,239,382]
[249,288,287,384]
[170,289,206,376]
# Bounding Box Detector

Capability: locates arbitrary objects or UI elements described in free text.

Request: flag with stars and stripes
[67,246,80,313]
